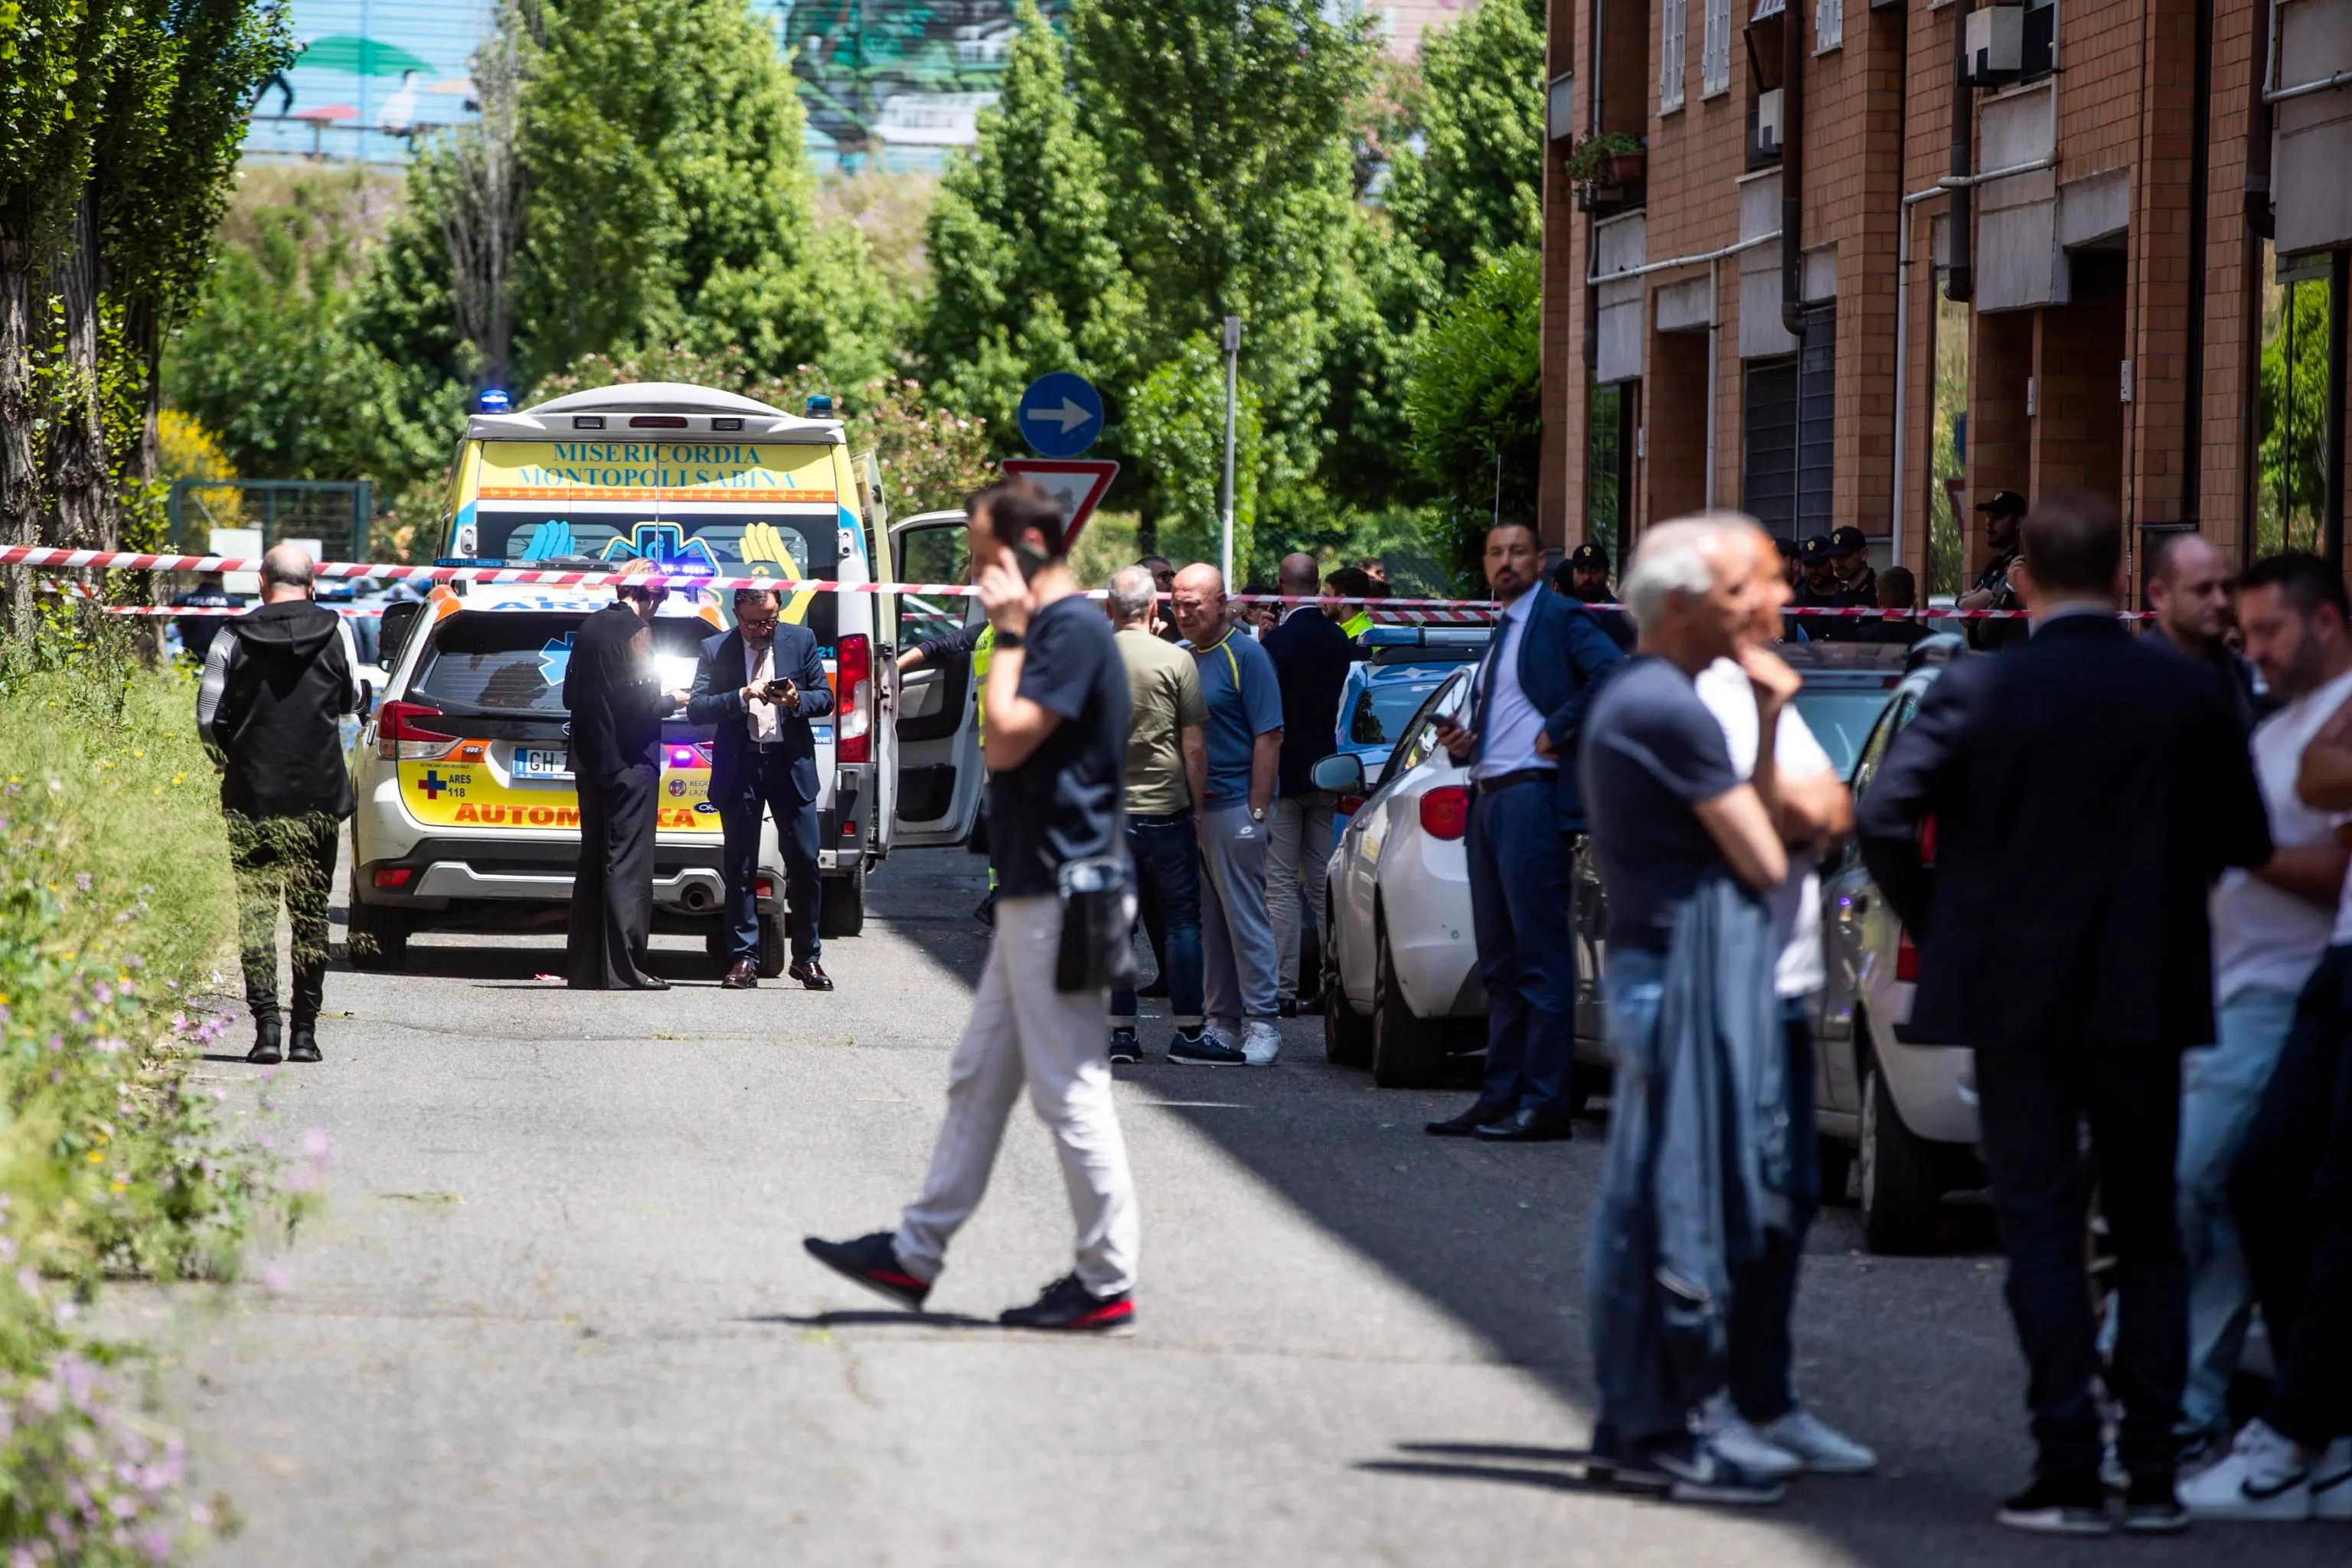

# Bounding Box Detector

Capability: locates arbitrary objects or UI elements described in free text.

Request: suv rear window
[411,612,714,714]
[472,508,841,645]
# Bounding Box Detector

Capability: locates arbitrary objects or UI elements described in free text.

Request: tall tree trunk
[0,248,37,635]
[129,292,165,664]
[46,194,111,554]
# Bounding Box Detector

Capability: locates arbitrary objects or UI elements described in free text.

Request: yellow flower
[87,1151,104,1164]
[132,750,144,758]
[109,1180,128,1194]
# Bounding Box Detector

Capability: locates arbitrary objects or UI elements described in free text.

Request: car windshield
[1348,674,1452,747]
[472,508,840,645]
[1792,684,1895,777]
[411,612,713,715]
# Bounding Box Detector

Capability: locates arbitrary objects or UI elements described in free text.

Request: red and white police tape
[11,542,2085,622]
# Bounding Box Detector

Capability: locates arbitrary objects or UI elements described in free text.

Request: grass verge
[0,647,312,1561]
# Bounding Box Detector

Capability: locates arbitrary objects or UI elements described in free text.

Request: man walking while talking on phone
[688,586,835,991]
[805,479,1142,1333]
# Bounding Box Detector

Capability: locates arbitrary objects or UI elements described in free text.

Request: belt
[1473,767,1555,795]
[750,739,788,752]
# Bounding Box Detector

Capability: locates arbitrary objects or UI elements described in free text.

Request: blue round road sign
[1017,372,1104,458]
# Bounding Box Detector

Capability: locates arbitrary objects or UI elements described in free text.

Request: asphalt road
[124,848,2334,1566]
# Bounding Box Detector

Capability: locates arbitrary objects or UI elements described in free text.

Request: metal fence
[165,479,374,562]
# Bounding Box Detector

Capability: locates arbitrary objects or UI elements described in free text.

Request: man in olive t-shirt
[1106,567,1220,1060]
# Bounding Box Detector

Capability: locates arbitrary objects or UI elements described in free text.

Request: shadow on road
[745,1309,1002,1331]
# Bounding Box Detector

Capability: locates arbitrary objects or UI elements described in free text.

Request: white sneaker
[1759,1407,1878,1475]
[2180,1420,2314,1521]
[2314,1436,2352,1522]
[1706,1414,1803,1481]
[1242,1019,1282,1067]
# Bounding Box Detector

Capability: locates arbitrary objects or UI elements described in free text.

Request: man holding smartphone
[688,585,835,990]
[805,479,1142,1333]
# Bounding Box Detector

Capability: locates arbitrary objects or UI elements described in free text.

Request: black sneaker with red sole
[1000,1273,1135,1335]
[803,1231,931,1310]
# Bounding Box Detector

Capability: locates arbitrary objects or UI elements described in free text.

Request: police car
[342,384,988,971]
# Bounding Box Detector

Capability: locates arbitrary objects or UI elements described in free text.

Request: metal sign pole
[1220,315,1242,588]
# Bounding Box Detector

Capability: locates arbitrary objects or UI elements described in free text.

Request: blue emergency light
[805,394,835,417]
[477,388,512,413]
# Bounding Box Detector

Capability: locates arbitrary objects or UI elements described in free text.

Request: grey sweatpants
[1199,803,1279,1029]
[895,894,1140,1296]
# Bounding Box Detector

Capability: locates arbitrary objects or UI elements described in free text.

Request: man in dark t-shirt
[806,479,1142,1337]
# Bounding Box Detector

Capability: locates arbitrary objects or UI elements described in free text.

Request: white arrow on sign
[1021,397,1095,435]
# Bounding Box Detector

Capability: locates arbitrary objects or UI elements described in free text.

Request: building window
[2021,0,2054,79]
[1704,0,1732,95]
[1661,0,1687,112]
[1742,317,1836,538]
[1815,0,1843,51]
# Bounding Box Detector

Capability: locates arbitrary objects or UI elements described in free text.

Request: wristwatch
[1249,805,1266,824]
[992,629,1025,650]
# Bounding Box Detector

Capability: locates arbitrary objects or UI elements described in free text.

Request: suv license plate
[514,746,573,781]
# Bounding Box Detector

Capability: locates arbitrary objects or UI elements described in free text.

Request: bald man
[2149,533,2266,733]
[198,544,362,1064]
[1261,550,1354,1013]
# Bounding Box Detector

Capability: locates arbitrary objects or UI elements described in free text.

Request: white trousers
[895,894,1140,1295]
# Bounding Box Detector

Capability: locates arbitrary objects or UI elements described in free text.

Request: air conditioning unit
[1965,5,2024,87]
[1756,88,1784,156]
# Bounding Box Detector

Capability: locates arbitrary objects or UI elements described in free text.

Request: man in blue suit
[688,586,837,991]
[1427,521,1625,1141]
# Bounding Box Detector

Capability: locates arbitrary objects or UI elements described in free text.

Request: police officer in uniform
[1795,535,1851,640]
[564,562,686,990]
[1827,525,1877,610]
[1960,489,2030,648]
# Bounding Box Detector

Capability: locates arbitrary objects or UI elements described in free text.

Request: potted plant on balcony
[1564,131,1645,199]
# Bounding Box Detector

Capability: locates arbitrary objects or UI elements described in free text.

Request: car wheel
[817,867,865,939]
[1818,1135,1857,1207]
[1860,1040,1945,1255]
[1370,926,1445,1089]
[756,912,789,979]
[345,878,407,972]
[1322,898,1372,1067]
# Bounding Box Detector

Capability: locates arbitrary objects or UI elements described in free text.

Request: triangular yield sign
[999,458,1120,546]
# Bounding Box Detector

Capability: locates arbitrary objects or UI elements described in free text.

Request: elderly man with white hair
[1576,514,1799,1506]
[1104,566,1217,1063]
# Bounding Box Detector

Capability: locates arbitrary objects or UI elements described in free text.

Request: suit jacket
[686,623,835,803]
[564,602,676,777]
[1470,590,1625,832]
[1261,606,1356,797]
[1855,613,2270,1054]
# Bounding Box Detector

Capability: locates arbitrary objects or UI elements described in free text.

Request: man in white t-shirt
[2179,551,2352,1516]
[1689,520,1877,1480]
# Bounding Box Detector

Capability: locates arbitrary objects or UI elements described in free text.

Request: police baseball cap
[1774,536,1801,558]
[1569,542,1609,568]
[1828,525,1868,557]
[1975,489,2027,517]
[1799,535,1833,564]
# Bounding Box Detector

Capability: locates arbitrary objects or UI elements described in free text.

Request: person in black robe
[563,564,686,989]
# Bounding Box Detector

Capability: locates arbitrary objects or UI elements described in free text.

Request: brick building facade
[1538,0,2352,592]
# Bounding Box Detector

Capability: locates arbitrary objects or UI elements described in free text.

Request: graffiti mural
[766,1,1066,167]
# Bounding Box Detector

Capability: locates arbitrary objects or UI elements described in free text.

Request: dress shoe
[286,1022,322,1063]
[1425,1100,1511,1137]
[789,959,835,992]
[247,1014,283,1066]
[1474,1106,1576,1143]
[721,959,760,990]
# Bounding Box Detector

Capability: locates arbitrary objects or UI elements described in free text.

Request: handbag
[1054,854,1138,995]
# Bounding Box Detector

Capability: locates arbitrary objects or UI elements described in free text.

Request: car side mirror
[1311,752,1365,794]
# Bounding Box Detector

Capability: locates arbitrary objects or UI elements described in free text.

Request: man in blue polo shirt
[1171,563,1285,1067]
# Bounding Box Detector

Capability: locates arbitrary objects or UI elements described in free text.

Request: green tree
[2257,278,2334,555]
[1403,243,1540,574]
[1383,0,1546,288]
[920,0,1142,447]
[510,0,894,386]
[165,174,445,486]
[1122,332,1263,572]
[1069,0,1374,526]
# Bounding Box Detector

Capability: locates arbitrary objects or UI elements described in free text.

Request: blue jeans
[1113,812,1204,1031]
[1465,781,1576,1116]
[1588,947,1687,1448]
[2179,985,2299,1434]
[1728,1001,1821,1424]
[721,750,819,964]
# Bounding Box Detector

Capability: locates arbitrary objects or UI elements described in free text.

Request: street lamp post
[1220,315,1242,589]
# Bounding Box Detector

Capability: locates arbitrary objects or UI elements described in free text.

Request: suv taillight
[1419,785,1471,841]
[835,633,871,764]
[377,700,459,761]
